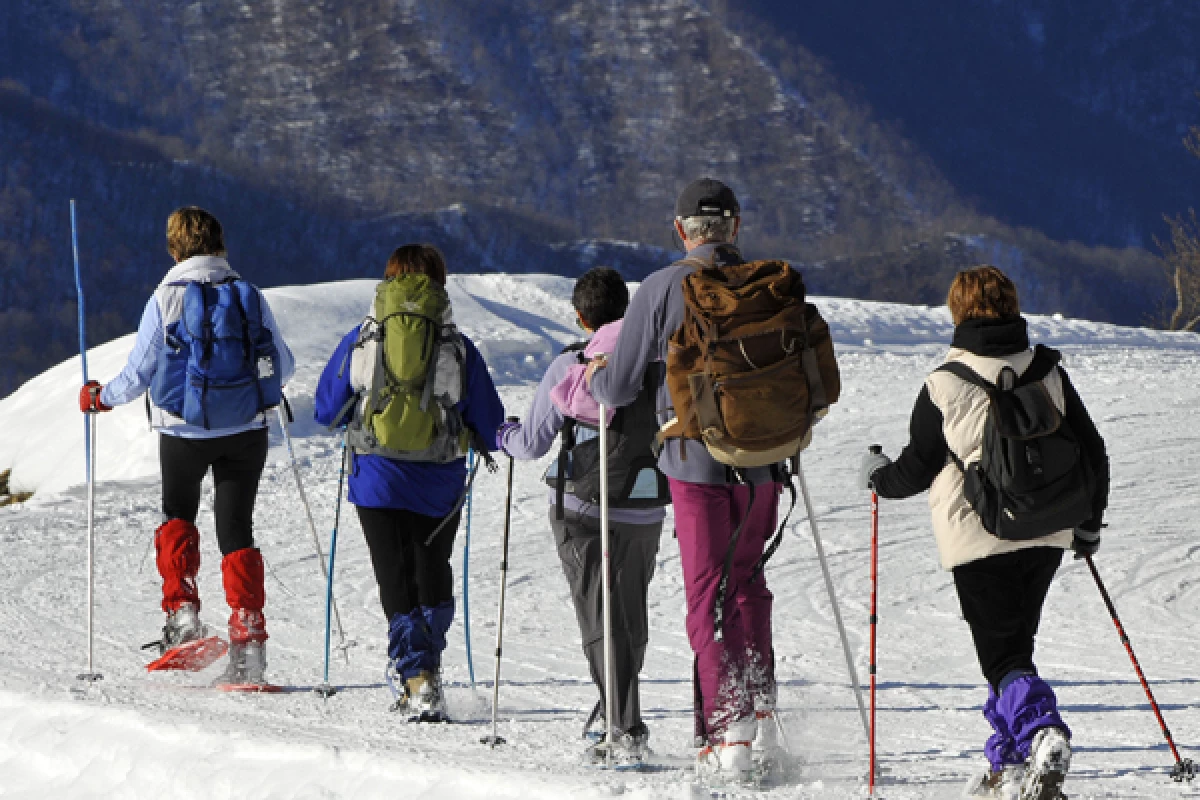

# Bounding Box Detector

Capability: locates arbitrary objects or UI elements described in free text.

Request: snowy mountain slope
[1,276,1198,799]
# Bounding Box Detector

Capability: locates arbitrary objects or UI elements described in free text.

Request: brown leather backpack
[662,258,840,467]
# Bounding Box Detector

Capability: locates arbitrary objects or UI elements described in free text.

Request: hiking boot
[584,722,650,766]
[1019,727,1070,800]
[405,670,447,721]
[145,602,206,655]
[215,641,267,686]
[695,716,757,785]
[965,764,1026,799]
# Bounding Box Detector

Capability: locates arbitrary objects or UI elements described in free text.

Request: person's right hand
[1072,527,1101,559]
[79,381,112,413]
[584,354,608,387]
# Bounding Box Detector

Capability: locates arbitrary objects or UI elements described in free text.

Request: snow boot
[1019,727,1070,800]
[964,764,1026,799]
[696,716,757,786]
[145,602,206,655]
[584,722,650,766]
[216,640,268,686]
[405,669,447,722]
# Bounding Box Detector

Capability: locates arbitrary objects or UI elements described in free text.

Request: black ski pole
[482,422,518,747]
[1085,555,1195,782]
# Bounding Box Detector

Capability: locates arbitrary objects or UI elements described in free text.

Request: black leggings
[356,506,461,619]
[952,546,1063,690]
[160,428,269,556]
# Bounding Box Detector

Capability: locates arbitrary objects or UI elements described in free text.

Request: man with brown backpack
[590,179,839,784]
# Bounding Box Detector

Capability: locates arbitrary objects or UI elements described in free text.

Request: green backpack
[345,274,470,463]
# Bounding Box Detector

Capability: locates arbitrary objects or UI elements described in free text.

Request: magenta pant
[670,478,780,741]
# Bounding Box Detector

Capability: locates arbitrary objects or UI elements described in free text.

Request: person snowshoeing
[498,267,669,764]
[590,179,839,782]
[79,206,295,687]
[313,244,505,721]
[860,266,1110,800]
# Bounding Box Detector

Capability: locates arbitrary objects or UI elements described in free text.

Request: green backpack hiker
[343,274,470,463]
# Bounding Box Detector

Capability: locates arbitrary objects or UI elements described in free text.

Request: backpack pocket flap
[688,372,724,439]
[712,356,812,447]
[991,383,1061,439]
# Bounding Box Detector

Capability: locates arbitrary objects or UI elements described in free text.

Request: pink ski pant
[669,478,780,741]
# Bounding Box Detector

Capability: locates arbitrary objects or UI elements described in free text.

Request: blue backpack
[150,280,283,429]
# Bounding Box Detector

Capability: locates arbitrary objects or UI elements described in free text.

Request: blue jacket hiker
[313,244,505,721]
[78,207,295,688]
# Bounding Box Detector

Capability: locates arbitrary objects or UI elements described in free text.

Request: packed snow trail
[1,275,1199,798]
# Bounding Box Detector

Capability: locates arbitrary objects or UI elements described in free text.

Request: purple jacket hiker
[591,242,783,744]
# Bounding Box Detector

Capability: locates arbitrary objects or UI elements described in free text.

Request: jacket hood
[159,255,240,288]
[950,316,1029,357]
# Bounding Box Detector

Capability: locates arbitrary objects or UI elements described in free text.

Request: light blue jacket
[101,257,295,439]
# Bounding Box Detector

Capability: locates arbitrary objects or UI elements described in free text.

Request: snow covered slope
[1,275,1198,798]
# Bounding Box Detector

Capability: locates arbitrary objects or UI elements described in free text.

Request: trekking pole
[315,436,348,700]
[275,402,353,663]
[598,401,616,770]
[796,457,870,744]
[868,445,881,795]
[1084,555,1195,782]
[482,420,518,747]
[463,448,477,688]
[72,199,102,685]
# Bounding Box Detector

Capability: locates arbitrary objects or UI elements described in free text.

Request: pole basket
[76,672,103,683]
[313,684,337,699]
[1171,758,1196,783]
[480,734,506,747]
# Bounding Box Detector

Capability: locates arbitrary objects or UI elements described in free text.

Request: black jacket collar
[951,316,1029,357]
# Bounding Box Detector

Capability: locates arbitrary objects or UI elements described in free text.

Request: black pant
[357,506,461,619]
[160,428,269,556]
[952,547,1064,690]
[549,508,663,734]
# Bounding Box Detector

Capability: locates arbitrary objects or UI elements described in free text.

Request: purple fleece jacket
[589,243,776,486]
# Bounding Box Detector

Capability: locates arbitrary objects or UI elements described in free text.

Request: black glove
[1072,527,1101,559]
[859,450,891,491]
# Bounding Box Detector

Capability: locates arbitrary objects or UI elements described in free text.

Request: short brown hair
[166,207,226,262]
[947,266,1020,325]
[385,244,448,286]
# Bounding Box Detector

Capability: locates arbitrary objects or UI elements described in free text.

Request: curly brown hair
[166,207,226,262]
[947,266,1020,325]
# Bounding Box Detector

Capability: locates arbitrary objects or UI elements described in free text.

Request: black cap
[674,178,740,220]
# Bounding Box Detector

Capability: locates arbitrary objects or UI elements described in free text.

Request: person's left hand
[584,354,608,387]
[79,381,112,413]
[495,420,520,456]
[859,450,891,491]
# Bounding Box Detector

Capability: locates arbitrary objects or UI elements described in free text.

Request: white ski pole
[275,404,353,663]
[599,401,616,770]
[482,420,518,748]
[796,457,869,744]
[73,199,102,684]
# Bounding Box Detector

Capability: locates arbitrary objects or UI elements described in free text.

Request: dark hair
[947,265,1020,325]
[572,267,629,330]
[385,244,448,286]
[166,207,226,262]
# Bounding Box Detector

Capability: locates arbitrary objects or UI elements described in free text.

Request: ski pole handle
[869,444,882,455]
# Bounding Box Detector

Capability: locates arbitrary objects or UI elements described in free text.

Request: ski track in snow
[1,275,1199,798]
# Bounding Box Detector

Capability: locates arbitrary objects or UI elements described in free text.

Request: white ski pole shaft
[599,402,616,770]
[72,199,101,684]
[482,447,516,747]
[275,407,349,653]
[796,458,869,744]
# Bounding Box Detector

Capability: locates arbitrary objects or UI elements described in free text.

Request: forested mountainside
[738,0,1200,249]
[0,0,1182,397]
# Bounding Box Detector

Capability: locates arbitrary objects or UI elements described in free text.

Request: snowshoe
[964,764,1026,799]
[1019,727,1070,800]
[143,603,227,672]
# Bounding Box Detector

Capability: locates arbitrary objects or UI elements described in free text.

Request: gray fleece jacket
[590,243,776,486]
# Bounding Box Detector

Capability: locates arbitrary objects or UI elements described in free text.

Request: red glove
[79,381,112,413]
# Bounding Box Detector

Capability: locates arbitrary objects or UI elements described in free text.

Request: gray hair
[679,215,737,244]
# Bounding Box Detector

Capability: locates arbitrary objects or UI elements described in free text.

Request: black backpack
[544,343,671,519]
[938,345,1095,541]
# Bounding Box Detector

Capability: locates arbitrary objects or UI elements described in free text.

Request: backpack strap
[935,359,992,391]
[554,418,577,521]
[227,285,266,418]
[1016,344,1062,386]
[749,459,799,583]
